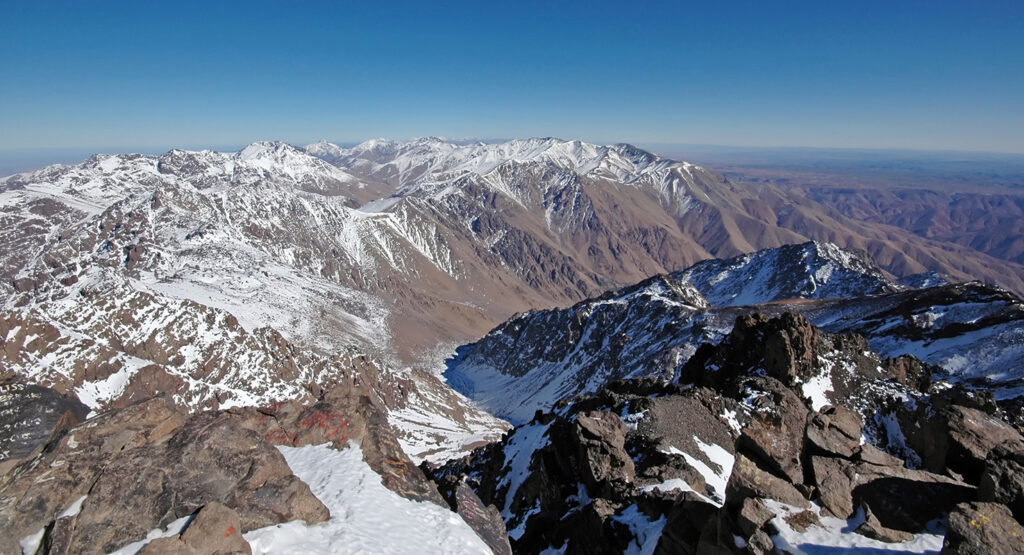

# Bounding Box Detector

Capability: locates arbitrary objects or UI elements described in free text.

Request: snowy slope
[0,142,507,460]
[244,443,491,554]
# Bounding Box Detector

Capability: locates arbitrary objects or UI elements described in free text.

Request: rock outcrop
[429,312,1024,554]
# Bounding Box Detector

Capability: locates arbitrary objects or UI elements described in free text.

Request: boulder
[573,411,635,498]
[853,465,976,532]
[652,494,719,555]
[447,481,513,555]
[735,497,774,537]
[0,398,328,554]
[736,379,808,484]
[941,502,1024,554]
[944,405,1023,482]
[179,502,252,554]
[805,405,862,459]
[978,441,1024,522]
[725,453,809,510]
[139,502,251,555]
[811,456,856,519]
[857,444,903,468]
[854,505,914,543]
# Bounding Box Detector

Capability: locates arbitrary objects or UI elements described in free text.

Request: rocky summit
[427,313,1024,554]
[2,138,1024,554]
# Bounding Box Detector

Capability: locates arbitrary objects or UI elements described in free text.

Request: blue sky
[2,0,1023,153]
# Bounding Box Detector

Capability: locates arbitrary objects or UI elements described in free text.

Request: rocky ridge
[0,376,510,554]
[428,313,1024,554]
[448,243,1024,424]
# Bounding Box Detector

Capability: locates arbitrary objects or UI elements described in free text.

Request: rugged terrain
[2,139,1024,553]
[448,242,1024,424]
[430,312,1024,554]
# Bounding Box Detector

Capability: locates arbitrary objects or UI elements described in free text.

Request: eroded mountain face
[427,313,1024,554]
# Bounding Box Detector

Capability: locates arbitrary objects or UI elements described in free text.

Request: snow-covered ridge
[675,241,906,306]
[447,243,1024,421]
[303,137,699,191]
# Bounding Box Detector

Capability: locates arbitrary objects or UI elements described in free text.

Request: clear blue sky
[2,0,1023,153]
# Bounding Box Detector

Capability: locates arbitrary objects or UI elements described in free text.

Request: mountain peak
[675,241,905,306]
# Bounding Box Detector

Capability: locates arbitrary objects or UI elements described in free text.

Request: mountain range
[1,138,1022,554]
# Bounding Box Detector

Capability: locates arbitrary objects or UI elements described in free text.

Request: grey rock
[941,502,1024,554]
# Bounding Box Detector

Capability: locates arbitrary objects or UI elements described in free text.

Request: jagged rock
[0,397,328,554]
[735,497,774,537]
[725,453,809,510]
[0,382,89,477]
[978,441,1024,522]
[944,405,1023,482]
[138,502,252,555]
[941,502,1024,554]
[883,355,934,391]
[184,502,252,554]
[563,499,634,555]
[852,464,976,532]
[695,512,740,555]
[573,411,635,498]
[857,444,903,467]
[652,493,719,555]
[433,479,512,555]
[811,456,856,518]
[746,529,775,555]
[805,405,862,459]
[139,536,197,555]
[854,505,914,543]
[39,515,77,555]
[901,401,1023,482]
[736,378,808,484]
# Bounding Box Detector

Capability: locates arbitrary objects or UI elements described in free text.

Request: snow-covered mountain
[447,243,1024,423]
[675,240,905,306]
[0,142,508,461]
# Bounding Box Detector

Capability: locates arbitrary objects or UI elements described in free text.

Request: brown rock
[805,405,862,459]
[736,497,775,537]
[746,529,775,555]
[941,502,1024,554]
[737,379,808,484]
[857,444,903,468]
[0,382,90,477]
[854,505,914,543]
[178,502,252,554]
[449,482,513,555]
[652,493,719,555]
[852,463,976,532]
[39,515,77,555]
[139,536,197,555]
[574,411,635,498]
[811,456,856,518]
[0,398,327,554]
[944,405,1023,482]
[725,453,809,510]
[978,441,1024,522]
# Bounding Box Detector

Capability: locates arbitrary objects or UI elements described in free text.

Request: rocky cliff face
[428,313,1024,554]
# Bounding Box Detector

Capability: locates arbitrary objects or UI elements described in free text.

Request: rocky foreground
[427,313,1024,554]
[0,377,511,554]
